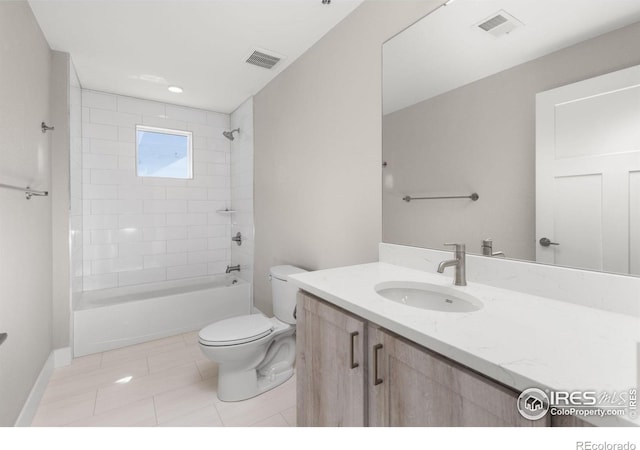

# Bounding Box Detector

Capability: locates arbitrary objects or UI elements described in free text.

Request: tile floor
[31,331,296,427]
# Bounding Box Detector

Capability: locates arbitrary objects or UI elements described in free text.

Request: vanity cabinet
[297,291,549,427]
[296,290,367,426]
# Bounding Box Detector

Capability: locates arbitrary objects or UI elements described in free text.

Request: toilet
[198,265,306,402]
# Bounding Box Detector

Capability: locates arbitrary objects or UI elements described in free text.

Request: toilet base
[216,333,296,402]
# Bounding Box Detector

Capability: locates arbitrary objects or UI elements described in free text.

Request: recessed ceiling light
[168,86,183,94]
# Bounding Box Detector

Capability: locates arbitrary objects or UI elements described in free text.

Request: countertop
[289,262,640,427]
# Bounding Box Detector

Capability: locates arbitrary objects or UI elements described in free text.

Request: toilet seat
[199,314,274,347]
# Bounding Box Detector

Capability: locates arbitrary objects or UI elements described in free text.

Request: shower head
[222,128,240,141]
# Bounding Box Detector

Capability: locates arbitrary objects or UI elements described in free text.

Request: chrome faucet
[225,264,240,273]
[481,239,505,257]
[437,243,467,286]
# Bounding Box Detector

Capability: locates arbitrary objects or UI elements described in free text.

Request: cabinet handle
[373,343,383,385]
[349,331,359,369]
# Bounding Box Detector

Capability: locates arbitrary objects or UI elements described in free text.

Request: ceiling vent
[475,10,523,38]
[245,49,283,70]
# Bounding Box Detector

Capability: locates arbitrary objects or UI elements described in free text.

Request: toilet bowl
[198,265,306,401]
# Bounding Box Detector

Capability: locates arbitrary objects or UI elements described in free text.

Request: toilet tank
[270,265,307,325]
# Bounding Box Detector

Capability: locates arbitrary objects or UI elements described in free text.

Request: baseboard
[14,351,56,427]
[54,346,72,368]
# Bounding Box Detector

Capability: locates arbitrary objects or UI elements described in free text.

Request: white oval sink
[375,281,483,313]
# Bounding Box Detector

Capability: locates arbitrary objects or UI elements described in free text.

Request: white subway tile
[193,150,226,164]
[91,228,142,245]
[188,200,225,213]
[166,264,208,281]
[118,96,165,116]
[143,199,188,214]
[207,189,229,201]
[118,126,135,143]
[207,212,231,225]
[166,105,208,124]
[208,137,230,153]
[187,225,218,239]
[84,214,119,230]
[118,241,166,258]
[83,123,118,141]
[206,224,229,238]
[141,115,187,131]
[208,237,231,250]
[165,187,208,200]
[166,238,207,254]
[82,107,91,122]
[83,153,119,170]
[207,261,228,275]
[118,156,136,171]
[90,140,133,157]
[192,135,210,151]
[83,273,118,291]
[118,268,166,287]
[91,199,143,215]
[142,226,187,241]
[83,184,118,200]
[118,214,166,228]
[90,109,141,128]
[91,169,141,186]
[188,250,226,265]
[208,164,229,176]
[142,177,188,187]
[206,111,228,127]
[83,260,92,276]
[187,122,216,138]
[165,213,206,227]
[118,185,166,200]
[83,91,117,111]
[143,253,188,269]
[91,256,144,275]
[84,244,118,261]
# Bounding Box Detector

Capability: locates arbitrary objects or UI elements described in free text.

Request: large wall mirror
[382,0,640,276]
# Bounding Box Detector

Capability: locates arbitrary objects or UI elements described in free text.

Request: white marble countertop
[289,262,640,427]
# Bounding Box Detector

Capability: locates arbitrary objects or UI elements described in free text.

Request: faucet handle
[444,243,466,252]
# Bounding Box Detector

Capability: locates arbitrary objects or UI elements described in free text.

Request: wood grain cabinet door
[296,291,366,426]
[368,326,549,427]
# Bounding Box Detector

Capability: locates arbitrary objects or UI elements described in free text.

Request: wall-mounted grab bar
[403,193,479,202]
[0,183,49,200]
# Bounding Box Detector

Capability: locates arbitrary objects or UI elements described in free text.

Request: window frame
[135,125,194,180]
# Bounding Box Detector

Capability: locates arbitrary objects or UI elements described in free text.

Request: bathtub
[73,275,251,357]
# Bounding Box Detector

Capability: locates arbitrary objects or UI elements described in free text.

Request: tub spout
[225,265,240,273]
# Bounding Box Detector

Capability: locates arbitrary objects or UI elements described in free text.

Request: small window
[136,125,193,179]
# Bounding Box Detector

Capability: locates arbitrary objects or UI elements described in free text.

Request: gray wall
[383,21,640,260]
[253,1,441,315]
[0,2,53,426]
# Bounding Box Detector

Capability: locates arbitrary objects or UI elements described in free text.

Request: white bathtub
[73,275,251,357]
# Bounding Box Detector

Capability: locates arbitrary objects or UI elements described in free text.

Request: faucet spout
[438,243,467,286]
[437,259,459,273]
[225,264,240,274]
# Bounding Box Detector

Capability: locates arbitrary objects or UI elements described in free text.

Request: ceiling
[29,0,363,114]
[383,0,640,115]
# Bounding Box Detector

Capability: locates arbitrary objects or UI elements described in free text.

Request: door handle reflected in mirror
[539,237,560,247]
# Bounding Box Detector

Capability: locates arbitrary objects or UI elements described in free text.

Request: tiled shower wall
[81,90,231,291]
[70,63,82,300]
[230,98,254,292]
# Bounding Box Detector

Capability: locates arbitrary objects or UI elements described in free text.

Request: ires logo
[517,388,636,421]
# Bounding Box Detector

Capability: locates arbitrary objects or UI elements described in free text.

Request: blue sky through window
[136,127,192,179]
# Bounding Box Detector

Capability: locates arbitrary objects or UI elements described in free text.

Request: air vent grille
[475,10,523,38]
[478,14,508,32]
[246,50,281,70]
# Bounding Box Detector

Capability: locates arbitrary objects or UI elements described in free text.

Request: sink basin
[374,281,483,313]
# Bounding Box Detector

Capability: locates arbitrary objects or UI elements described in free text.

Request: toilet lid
[199,314,274,346]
